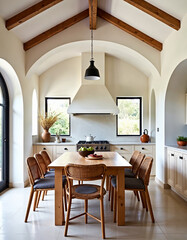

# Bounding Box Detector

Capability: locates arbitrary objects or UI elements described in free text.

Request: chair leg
[25,186,34,222]
[33,191,38,211]
[63,186,67,211]
[36,190,41,208]
[42,190,45,201]
[113,188,117,223]
[140,191,145,208]
[100,197,105,239]
[85,199,88,224]
[108,176,111,201]
[64,196,72,236]
[135,190,140,201]
[106,175,109,191]
[142,191,148,211]
[145,189,155,223]
[110,186,114,211]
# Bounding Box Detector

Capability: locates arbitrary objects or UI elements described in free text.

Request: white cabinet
[33,144,76,161]
[167,147,187,199]
[111,144,155,175]
[110,145,133,161]
[33,145,54,161]
[54,145,76,159]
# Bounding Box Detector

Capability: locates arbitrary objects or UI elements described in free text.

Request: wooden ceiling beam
[97,8,162,51]
[123,0,180,30]
[6,0,63,30]
[24,9,89,51]
[89,0,97,29]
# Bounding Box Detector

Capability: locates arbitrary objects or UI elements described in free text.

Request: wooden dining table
[48,151,131,226]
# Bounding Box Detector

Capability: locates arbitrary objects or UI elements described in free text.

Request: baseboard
[155,177,170,189]
[9,179,29,188]
[171,187,187,202]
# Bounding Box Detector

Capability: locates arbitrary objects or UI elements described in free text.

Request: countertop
[166,145,187,153]
[33,141,155,146]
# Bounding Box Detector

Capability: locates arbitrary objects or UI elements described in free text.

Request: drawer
[134,145,153,154]
[56,145,76,154]
[111,145,133,154]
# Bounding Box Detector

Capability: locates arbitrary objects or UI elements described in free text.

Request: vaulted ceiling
[0,0,187,52]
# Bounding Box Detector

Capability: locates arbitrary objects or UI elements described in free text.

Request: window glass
[0,87,3,104]
[117,97,142,136]
[45,98,70,136]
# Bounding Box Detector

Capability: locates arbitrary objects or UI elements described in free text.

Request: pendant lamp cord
[91,0,93,61]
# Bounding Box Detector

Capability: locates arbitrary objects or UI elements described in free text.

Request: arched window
[0,73,9,193]
[32,89,38,135]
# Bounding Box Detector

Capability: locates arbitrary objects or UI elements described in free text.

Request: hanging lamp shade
[84,60,100,80]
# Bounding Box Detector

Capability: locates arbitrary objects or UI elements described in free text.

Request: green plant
[177,136,187,141]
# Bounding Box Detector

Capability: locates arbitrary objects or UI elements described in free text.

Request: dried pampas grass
[39,112,59,130]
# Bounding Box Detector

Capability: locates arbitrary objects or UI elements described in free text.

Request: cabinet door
[167,150,175,187]
[134,145,153,154]
[55,145,76,159]
[174,152,183,193]
[110,145,133,161]
[33,145,54,161]
[182,154,187,197]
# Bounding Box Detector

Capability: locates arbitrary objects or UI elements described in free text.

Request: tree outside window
[116,97,142,136]
[45,97,70,136]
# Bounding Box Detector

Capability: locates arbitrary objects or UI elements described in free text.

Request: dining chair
[24,156,67,222]
[40,150,53,170]
[34,153,67,210]
[64,164,107,239]
[111,156,155,223]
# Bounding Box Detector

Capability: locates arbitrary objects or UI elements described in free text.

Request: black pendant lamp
[84,0,100,80]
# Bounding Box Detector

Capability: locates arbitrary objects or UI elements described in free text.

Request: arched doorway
[0,73,9,192]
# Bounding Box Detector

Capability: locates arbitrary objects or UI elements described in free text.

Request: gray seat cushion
[34,176,67,189]
[111,176,145,190]
[75,185,98,194]
[124,168,135,178]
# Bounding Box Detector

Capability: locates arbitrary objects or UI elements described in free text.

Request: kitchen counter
[34,142,76,146]
[166,145,187,153]
[110,142,155,145]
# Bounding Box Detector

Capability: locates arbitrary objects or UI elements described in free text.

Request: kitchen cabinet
[167,147,187,199]
[33,144,76,161]
[33,145,54,161]
[111,143,155,175]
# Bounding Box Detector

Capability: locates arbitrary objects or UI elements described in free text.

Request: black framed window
[0,73,9,193]
[116,97,142,136]
[45,97,70,136]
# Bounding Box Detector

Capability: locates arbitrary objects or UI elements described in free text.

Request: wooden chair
[34,153,67,210]
[24,157,66,222]
[111,157,155,223]
[40,150,52,169]
[124,150,141,177]
[64,164,107,239]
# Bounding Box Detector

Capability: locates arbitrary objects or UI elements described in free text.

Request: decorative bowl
[78,150,94,157]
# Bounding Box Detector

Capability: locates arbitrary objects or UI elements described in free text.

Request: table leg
[117,168,125,226]
[55,168,65,225]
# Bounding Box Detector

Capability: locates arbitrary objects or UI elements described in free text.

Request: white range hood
[67,52,119,115]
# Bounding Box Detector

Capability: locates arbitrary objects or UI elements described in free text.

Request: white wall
[165,60,187,145]
[39,54,149,142]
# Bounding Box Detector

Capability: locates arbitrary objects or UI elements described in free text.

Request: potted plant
[176,136,187,146]
[39,112,59,142]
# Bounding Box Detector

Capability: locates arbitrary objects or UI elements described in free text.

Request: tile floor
[0,180,187,240]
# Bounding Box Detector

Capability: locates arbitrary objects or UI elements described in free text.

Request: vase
[177,141,186,146]
[41,129,51,142]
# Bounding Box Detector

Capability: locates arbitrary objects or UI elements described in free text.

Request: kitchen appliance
[85,134,96,142]
[77,140,110,152]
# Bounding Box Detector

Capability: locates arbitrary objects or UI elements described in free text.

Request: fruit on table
[89,154,103,157]
[78,147,94,151]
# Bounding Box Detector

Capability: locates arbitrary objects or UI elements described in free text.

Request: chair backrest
[26,157,42,185]
[138,156,153,186]
[34,153,47,177]
[129,150,140,165]
[65,164,106,181]
[132,153,145,176]
[40,150,51,166]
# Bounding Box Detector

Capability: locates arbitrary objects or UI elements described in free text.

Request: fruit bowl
[78,150,94,157]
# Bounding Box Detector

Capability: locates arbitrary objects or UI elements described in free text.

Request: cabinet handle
[142,147,145,150]
[43,147,46,150]
[120,147,124,150]
[171,153,174,156]
[64,148,68,151]
[179,156,183,160]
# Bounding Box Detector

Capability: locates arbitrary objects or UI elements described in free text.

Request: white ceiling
[0,0,187,44]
